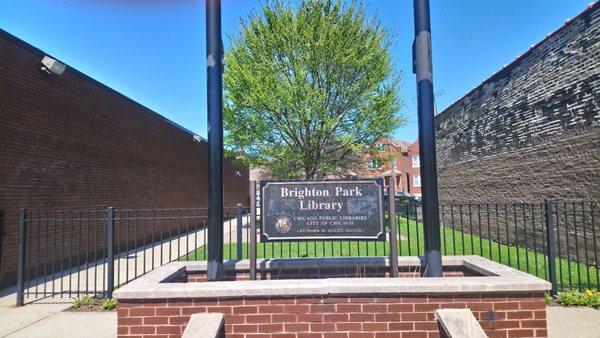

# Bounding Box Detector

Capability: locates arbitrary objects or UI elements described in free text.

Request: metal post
[545,198,558,295]
[413,0,442,277]
[236,203,243,260]
[0,210,3,284]
[16,208,27,306]
[388,161,399,277]
[206,0,224,281]
[249,182,257,280]
[106,207,115,298]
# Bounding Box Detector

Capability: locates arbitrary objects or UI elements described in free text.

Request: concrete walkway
[547,306,600,338]
[0,300,72,337]
[2,308,116,338]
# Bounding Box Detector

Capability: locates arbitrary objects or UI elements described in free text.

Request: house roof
[390,139,411,149]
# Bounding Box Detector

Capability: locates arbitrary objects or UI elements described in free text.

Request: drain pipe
[412,0,442,277]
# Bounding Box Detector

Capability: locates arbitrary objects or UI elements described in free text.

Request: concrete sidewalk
[547,306,600,337]
[0,300,72,337]
[2,307,116,338]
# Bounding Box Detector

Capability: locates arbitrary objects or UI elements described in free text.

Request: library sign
[260,179,385,241]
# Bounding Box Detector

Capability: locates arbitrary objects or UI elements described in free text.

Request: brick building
[364,138,422,198]
[0,30,249,288]
[435,2,600,203]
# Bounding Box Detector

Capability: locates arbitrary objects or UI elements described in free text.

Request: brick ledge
[114,256,551,300]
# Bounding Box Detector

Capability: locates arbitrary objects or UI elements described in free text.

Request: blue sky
[0,0,593,142]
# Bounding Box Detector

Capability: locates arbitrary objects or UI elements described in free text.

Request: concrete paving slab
[4,311,116,338]
[0,302,72,337]
[436,308,487,338]
[547,306,600,338]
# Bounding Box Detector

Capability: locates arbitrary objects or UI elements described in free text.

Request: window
[413,174,421,187]
[412,155,420,168]
[368,159,380,170]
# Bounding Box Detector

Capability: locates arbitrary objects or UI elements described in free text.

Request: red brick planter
[115,256,550,338]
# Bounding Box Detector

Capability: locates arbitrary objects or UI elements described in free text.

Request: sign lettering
[260,179,385,241]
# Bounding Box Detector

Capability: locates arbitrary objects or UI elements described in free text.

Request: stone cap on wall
[113,256,551,300]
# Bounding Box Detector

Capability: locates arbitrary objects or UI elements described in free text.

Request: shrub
[73,295,94,308]
[556,289,600,308]
[101,298,117,311]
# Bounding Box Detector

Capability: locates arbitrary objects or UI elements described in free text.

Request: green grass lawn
[182,217,599,290]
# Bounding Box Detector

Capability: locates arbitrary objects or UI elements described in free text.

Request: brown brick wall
[117,292,547,338]
[0,30,248,288]
[435,3,600,203]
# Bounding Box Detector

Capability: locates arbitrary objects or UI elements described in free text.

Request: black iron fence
[15,199,599,305]
[16,206,249,305]
[236,198,598,292]
[436,200,599,293]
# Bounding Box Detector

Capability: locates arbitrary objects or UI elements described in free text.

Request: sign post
[249,181,257,280]
[413,0,442,277]
[206,0,224,281]
[388,160,399,277]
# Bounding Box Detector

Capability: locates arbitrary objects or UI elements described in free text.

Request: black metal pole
[106,206,115,298]
[236,203,243,260]
[206,0,224,281]
[413,0,442,277]
[249,181,257,280]
[545,198,558,295]
[388,167,399,278]
[16,208,27,306]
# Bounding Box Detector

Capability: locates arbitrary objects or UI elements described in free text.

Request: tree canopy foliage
[224,0,405,178]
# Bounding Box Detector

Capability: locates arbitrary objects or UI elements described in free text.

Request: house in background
[363,138,422,198]
[250,138,423,199]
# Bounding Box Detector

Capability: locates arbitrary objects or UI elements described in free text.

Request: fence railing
[436,200,598,293]
[16,206,249,305]
[15,199,599,305]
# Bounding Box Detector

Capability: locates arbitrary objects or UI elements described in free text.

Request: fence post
[236,203,243,260]
[106,207,115,298]
[249,181,257,280]
[388,180,399,278]
[0,210,4,284]
[16,208,27,306]
[545,198,558,296]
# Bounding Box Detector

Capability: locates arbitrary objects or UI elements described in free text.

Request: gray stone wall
[435,3,600,203]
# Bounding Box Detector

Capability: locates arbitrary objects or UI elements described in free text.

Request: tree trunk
[304,165,316,179]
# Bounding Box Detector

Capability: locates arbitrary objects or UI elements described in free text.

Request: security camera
[41,56,66,75]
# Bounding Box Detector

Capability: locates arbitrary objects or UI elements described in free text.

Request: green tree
[224,0,405,179]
